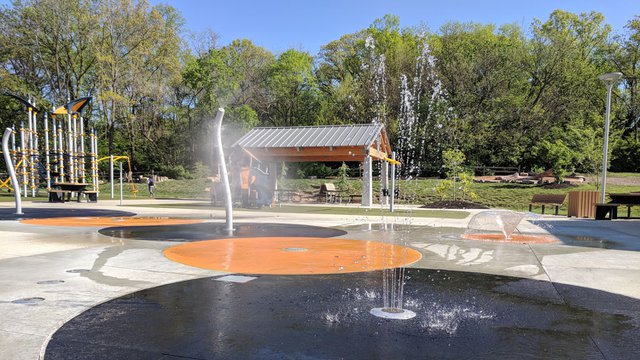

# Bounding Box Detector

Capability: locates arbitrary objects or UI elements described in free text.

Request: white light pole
[598,72,623,204]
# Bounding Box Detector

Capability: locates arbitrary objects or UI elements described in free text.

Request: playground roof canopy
[52,97,92,116]
[232,124,395,163]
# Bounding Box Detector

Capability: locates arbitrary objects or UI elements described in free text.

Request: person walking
[148,177,155,198]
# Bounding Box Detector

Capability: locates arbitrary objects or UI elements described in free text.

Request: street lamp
[598,72,623,203]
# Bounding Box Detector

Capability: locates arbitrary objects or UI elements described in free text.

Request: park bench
[529,194,566,215]
[48,189,71,203]
[318,183,343,203]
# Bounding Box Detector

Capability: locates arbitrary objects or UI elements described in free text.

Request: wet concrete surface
[2,202,640,359]
[44,268,639,360]
[342,223,640,252]
[99,222,348,241]
[0,208,136,221]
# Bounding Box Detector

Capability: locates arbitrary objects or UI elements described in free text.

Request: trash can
[567,191,599,218]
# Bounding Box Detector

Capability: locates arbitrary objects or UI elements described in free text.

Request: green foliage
[611,137,640,172]
[160,164,191,180]
[441,148,464,201]
[533,139,574,182]
[335,162,350,192]
[442,149,465,178]
[458,172,477,201]
[301,163,334,178]
[0,4,638,178]
[225,105,259,131]
[436,149,476,201]
[434,179,453,200]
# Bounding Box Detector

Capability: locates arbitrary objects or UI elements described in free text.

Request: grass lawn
[1,173,638,217]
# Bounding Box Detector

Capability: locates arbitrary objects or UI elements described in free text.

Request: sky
[1,0,638,54]
[147,0,640,54]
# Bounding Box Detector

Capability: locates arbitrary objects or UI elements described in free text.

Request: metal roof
[233,124,385,149]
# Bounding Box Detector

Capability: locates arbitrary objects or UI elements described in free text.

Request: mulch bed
[421,200,489,209]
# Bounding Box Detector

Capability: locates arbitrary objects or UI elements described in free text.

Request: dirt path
[584,175,640,186]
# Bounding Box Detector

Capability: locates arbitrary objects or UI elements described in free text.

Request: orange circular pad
[20,217,204,227]
[461,233,557,244]
[164,237,422,275]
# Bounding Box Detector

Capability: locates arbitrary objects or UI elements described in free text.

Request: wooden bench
[83,191,98,203]
[595,203,619,220]
[48,189,71,203]
[318,183,335,202]
[529,194,567,215]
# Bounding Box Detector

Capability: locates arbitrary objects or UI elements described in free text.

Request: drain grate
[37,280,65,285]
[12,297,45,305]
[281,247,308,252]
[214,275,258,283]
[66,269,90,273]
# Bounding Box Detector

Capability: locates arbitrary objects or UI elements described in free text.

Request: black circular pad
[45,269,639,359]
[99,222,348,241]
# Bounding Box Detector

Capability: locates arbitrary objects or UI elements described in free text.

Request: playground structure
[96,155,138,199]
[1,94,98,198]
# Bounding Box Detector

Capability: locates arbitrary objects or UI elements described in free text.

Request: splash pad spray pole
[2,128,23,214]
[390,151,396,213]
[213,108,233,233]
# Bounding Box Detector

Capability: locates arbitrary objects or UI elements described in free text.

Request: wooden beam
[368,147,389,161]
[249,155,368,163]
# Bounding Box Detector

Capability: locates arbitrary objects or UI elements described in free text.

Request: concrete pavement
[0,199,638,359]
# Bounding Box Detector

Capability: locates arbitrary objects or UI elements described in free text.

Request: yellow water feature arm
[0,158,23,191]
[96,155,138,197]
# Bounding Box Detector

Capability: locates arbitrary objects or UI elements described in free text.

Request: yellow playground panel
[96,155,138,198]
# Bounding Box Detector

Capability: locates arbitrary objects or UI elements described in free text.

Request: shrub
[160,164,191,179]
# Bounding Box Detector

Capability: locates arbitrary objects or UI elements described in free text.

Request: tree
[265,49,320,126]
[0,0,99,103]
[607,16,640,171]
[94,0,182,164]
[434,148,473,201]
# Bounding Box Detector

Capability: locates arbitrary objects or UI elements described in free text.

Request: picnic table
[49,182,96,203]
[607,193,640,218]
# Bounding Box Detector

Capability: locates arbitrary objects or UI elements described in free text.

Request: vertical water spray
[364,36,387,125]
[398,74,416,174]
[213,108,233,233]
[398,37,449,176]
[363,36,415,320]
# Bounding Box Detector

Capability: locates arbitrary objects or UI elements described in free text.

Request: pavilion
[231,123,398,206]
